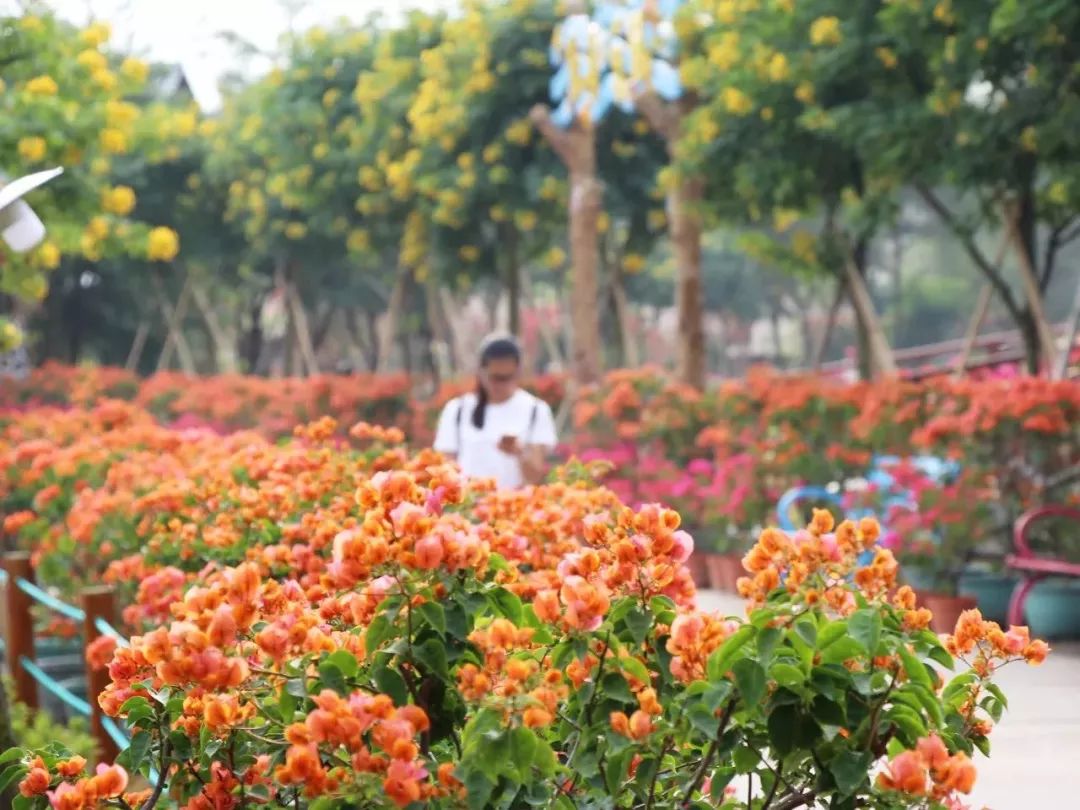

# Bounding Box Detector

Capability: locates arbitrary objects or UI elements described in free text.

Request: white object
[0,167,63,253]
[434,390,558,490]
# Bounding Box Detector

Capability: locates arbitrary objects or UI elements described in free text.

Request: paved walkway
[697,590,1080,809]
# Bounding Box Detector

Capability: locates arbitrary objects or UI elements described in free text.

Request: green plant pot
[900,567,937,593]
[957,571,1018,625]
[1025,579,1080,640]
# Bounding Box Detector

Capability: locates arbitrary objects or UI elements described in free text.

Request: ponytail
[471,379,489,429]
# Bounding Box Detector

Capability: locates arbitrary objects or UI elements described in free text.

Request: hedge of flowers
[569,368,1080,592]
[5,363,1079,593]
[0,400,1051,809]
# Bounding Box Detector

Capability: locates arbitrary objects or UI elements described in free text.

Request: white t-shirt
[433,389,558,489]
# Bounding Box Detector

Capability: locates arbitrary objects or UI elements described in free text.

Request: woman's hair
[472,334,522,429]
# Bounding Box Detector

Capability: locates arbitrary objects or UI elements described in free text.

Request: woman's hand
[520,444,548,486]
[497,435,520,456]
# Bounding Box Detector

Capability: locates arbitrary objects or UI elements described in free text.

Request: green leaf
[508,726,538,778]
[818,620,848,648]
[847,609,882,655]
[756,626,782,668]
[710,766,736,801]
[365,613,393,655]
[985,682,1009,710]
[323,649,358,678]
[942,671,978,703]
[810,696,845,727]
[767,704,798,756]
[464,769,496,810]
[888,705,928,744]
[973,735,991,757]
[372,666,409,706]
[706,625,755,681]
[0,749,26,766]
[317,661,349,695]
[0,766,27,797]
[623,605,652,644]
[830,750,872,797]
[910,684,945,728]
[820,637,866,665]
[599,671,635,704]
[415,638,450,679]
[489,588,524,625]
[770,662,805,689]
[732,746,760,773]
[897,644,933,689]
[127,730,152,774]
[927,645,954,669]
[794,618,817,647]
[417,601,446,636]
[619,656,650,684]
[732,658,766,708]
[688,703,719,737]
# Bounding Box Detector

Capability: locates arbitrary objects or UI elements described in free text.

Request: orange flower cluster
[877,734,976,800]
[19,760,137,810]
[666,612,740,683]
[458,618,568,729]
[278,691,432,805]
[945,609,1050,673]
[738,510,889,609]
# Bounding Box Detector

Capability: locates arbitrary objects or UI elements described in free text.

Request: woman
[434,334,557,489]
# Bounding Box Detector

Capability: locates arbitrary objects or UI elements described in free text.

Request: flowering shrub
[0,401,1051,810]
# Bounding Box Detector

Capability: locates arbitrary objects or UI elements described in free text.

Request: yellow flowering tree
[0,10,176,352]
[680,0,898,378]
[844,0,1080,375]
[406,0,568,340]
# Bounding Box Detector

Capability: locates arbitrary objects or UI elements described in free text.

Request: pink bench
[1006,505,1080,626]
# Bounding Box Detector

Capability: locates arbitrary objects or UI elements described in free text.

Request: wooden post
[2,552,37,709]
[82,586,119,763]
[1005,203,1058,372]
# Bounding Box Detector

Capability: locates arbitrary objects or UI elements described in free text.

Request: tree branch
[530,104,577,168]
[635,91,680,144]
[915,184,1023,323]
[682,701,735,806]
[772,791,817,810]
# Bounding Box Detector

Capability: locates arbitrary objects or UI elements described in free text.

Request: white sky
[3,0,458,110]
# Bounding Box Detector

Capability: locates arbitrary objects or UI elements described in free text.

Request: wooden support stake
[286,284,320,377]
[82,586,119,764]
[124,322,149,372]
[154,275,196,373]
[1005,204,1058,373]
[2,552,37,709]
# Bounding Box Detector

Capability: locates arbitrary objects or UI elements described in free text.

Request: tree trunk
[609,252,640,368]
[531,105,603,385]
[844,247,897,378]
[637,92,707,389]
[504,225,522,337]
[378,270,408,372]
[190,278,239,373]
[286,283,320,377]
[669,178,706,387]
[1006,197,1057,373]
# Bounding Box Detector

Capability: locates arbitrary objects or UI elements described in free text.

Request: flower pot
[685,553,710,588]
[922,592,978,635]
[703,554,727,591]
[957,570,1018,625]
[717,553,745,592]
[1024,579,1080,640]
[901,566,937,593]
